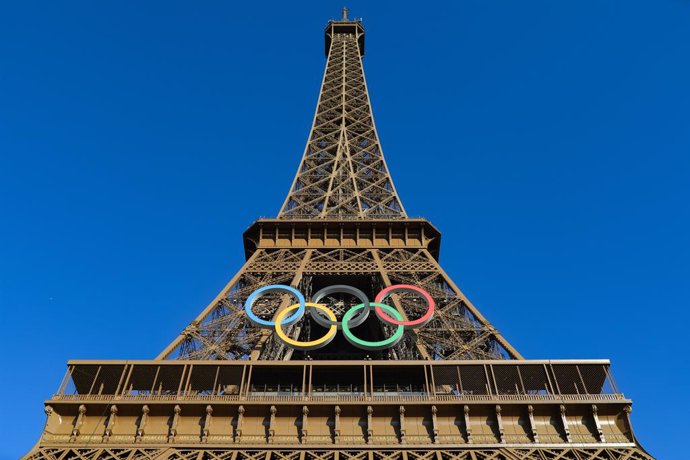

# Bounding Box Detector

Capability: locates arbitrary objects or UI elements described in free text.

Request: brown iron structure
[24,9,653,460]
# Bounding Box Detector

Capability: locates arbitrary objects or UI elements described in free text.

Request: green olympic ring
[341,302,405,350]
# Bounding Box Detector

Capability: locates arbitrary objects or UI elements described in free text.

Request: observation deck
[42,359,638,447]
[324,9,365,56]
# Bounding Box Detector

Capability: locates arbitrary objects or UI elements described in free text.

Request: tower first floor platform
[24,359,652,459]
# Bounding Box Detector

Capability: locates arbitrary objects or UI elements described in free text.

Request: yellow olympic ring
[274,303,338,351]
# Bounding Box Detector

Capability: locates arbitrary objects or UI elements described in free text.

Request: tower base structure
[25,360,652,460]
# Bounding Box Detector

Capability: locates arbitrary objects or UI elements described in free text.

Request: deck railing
[54,359,623,403]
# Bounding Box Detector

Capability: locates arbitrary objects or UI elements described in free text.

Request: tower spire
[280,13,403,219]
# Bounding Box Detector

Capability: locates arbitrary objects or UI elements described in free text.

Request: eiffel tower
[24,9,653,460]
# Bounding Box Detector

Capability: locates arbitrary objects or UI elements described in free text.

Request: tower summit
[282,11,396,219]
[23,11,653,460]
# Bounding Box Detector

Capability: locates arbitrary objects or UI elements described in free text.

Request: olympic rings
[374,284,435,327]
[311,285,370,329]
[243,283,435,351]
[275,303,337,350]
[244,285,305,327]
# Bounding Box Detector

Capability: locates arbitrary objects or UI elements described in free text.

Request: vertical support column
[463,405,473,443]
[183,365,194,396]
[202,405,213,442]
[136,405,149,442]
[495,405,505,444]
[268,406,277,443]
[302,365,309,402]
[429,364,437,399]
[575,365,588,394]
[70,405,86,442]
[623,405,634,442]
[399,406,406,444]
[456,366,464,395]
[363,365,369,401]
[211,366,220,396]
[366,406,373,445]
[527,405,538,443]
[244,366,253,400]
[301,406,309,444]
[235,406,245,443]
[484,365,495,396]
[430,405,439,444]
[548,364,562,395]
[87,366,102,395]
[559,405,572,443]
[168,405,181,443]
[238,365,247,401]
[103,405,118,442]
[592,405,606,442]
[44,406,54,433]
[334,406,341,445]
[57,366,74,395]
[176,365,188,396]
[114,364,129,396]
[122,364,135,397]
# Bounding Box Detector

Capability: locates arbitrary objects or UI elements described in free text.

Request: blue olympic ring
[244,285,306,328]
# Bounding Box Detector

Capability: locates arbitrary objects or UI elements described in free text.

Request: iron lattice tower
[24,10,653,460]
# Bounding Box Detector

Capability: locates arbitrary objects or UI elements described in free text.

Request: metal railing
[52,391,625,403]
[54,360,623,403]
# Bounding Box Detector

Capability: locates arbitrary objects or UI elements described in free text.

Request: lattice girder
[279,23,405,219]
[24,449,654,460]
[157,241,520,361]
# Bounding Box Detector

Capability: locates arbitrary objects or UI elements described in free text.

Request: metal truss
[278,21,405,219]
[24,447,654,460]
[158,246,520,361]
[157,248,297,360]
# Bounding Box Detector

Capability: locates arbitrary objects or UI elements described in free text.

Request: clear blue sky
[1,1,688,458]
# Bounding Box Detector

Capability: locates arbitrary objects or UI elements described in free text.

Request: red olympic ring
[374,284,435,327]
